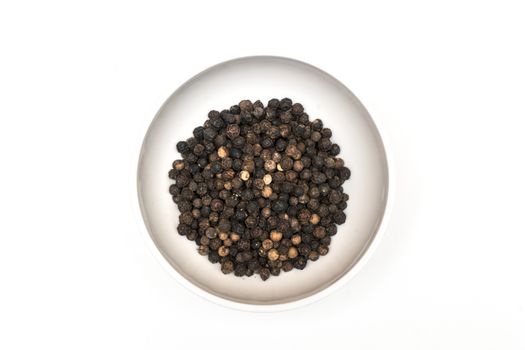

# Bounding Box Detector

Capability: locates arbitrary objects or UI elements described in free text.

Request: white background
[1,0,524,349]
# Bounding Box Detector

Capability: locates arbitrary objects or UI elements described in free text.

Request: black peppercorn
[202,127,217,141]
[311,119,323,131]
[330,144,341,156]
[300,169,312,181]
[267,98,279,109]
[259,268,271,281]
[311,172,327,185]
[221,260,234,274]
[291,103,304,116]
[169,184,180,196]
[267,126,280,139]
[226,124,240,139]
[294,256,307,270]
[271,199,288,213]
[176,141,189,153]
[239,100,253,112]
[339,167,351,180]
[210,117,224,130]
[180,211,193,225]
[228,104,240,114]
[333,211,346,225]
[182,152,198,163]
[261,137,273,148]
[279,98,292,111]
[193,126,204,140]
[318,138,332,151]
[252,106,264,119]
[232,263,246,277]
[178,200,192,213]
[313,226,327,239]
[204,142,215,153]
[232,136,245,148]
[310,131,321,143]
[208,110,220,119]
[209,198,224,212]
[328,190,342,204]
[196,158,207,169]
[247,260,260,273]
[210,162,222,174]
[282,261,294,272]
[177,224,190,236]
[237,239,250,251]
[328,177,341,189]
[200,206,211,218]
[308,251,319,261]
[209,211,219,224]
[205,227,217,239]
[186,229,197,241]
[208,251,220,264]
[320,235,331,246]
[298,243,311,257]
[270,267,281,276]
[320,128,331,138]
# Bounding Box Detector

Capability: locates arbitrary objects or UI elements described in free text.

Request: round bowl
[137,56,390,311]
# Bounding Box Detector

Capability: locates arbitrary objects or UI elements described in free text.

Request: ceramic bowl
[137,56,391,311]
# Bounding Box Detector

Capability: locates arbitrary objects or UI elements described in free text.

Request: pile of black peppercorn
[168,98,350,281]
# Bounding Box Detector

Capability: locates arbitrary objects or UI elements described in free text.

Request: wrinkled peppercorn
[221,260,234,274]
[308,251,319,261]
[169,98,350,280]
[259,268,271,281]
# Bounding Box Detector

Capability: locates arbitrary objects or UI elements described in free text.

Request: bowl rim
[135,55,394,312]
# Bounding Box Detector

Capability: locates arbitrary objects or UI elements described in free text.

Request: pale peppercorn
[240,170,250,181]
[309,213,320,225]
[261,186,273,198]
[217,146,228,158]
[264,159,276,172]
[291,234,302,245]
[270,231,283,242]
[267,249,279,261]
[261,207,271,218]
[218,246,230,257]
[288,247,299,259]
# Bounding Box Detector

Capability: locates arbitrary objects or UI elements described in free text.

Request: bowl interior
[137,56,388,306]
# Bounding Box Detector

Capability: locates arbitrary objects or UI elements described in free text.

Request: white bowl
[137,56,391,311]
